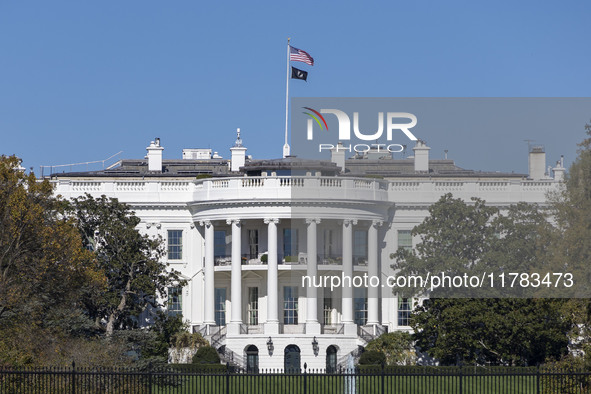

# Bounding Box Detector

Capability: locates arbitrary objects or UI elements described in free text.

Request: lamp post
[312,336,319,356]
[267,336,274,356]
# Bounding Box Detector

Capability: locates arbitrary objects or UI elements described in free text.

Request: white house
[50,132,565,372]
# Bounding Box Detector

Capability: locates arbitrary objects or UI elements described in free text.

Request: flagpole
[283,37,291,158]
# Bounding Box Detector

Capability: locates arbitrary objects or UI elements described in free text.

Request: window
[354,287,367,325]
[248,287,259,325]
[398,297,413,326]
[323,293,333,325]
[323,229,334,258]
[167,286,182,316]
[214,230,226,257]
[168,230,183,260]
[283,286,298,325]
[398,230,412,252]
[283,228,299,258]
[248,230,259,259]
[353,230,368,263]
[215,288,226,326]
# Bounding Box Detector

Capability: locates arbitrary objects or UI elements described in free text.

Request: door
[284,345,301,373]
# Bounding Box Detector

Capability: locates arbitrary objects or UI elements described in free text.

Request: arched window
[284,345,301,373]
[326,345,338,373]
[246,345,259,373]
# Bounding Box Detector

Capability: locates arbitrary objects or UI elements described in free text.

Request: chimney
[413,140,430,172]
[331,142,346,172]
[552,155,565,182]
[146,138,164,172]
[528,145,546,180]
[230,128,247,172]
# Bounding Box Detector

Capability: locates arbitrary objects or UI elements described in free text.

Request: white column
[306,218,321,334]
[228,219,243,334]
[200,220,216,327]
[342,219,356,325]
[367,220,382,326]
[264,218,280,334]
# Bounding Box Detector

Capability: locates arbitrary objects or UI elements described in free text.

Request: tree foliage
[548,121,591,366]
[365,332,416,366]
[0,156,105,366]
[358,350,386,366]
[391,194,570,365]
[391,194,554,298]
[68,194,187,336]
[192,346,221,365]
[411,298,570,366]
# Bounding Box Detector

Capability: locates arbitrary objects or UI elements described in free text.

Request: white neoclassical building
[51,133,565,372]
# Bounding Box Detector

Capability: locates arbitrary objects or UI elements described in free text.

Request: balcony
[193,176,390,204]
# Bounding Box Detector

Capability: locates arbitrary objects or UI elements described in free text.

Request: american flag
[289,45,314,66]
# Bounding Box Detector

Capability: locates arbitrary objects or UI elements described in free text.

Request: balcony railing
[213,254,368,267]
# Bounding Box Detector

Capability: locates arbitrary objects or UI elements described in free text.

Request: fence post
[148,361,152,394]
[71,361,76,394]
[303,363,308,394]
[458,365,463,394]
[536,365,540,394]
[381,362,385,394]
[226,362,230,394]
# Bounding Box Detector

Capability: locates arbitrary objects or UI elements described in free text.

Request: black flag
[291,66,308,81]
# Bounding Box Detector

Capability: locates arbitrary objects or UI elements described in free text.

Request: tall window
[353,230,368,263]
[248,287,259,325]
[354,287,367,325]
[398,297,413,326]
[323,229,334,258]
[167,286,182,316]
[214,230,226,257]
[248,230,259,259]
[323,295,333,325]
[168,230,183,260]
[215,288,226,326]
[283,228,299,258]
[398,230,412,252]
[283,286,298,325]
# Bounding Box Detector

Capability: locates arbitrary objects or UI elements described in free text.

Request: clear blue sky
[1,1,590,176]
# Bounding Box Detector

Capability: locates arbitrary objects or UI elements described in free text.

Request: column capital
[226,219,241,226]
[264,218,280,225]
[198,220,212,227]
[371,220,384,227]
[305,218,321,225]
[343,219,358,226]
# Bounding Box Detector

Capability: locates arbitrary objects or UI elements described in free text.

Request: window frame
[167,229,183,260]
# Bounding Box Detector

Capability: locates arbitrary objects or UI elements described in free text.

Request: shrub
[172,331,208,350]
[365,331,416,366]
[358,350,386,366]
[192,346,221,365]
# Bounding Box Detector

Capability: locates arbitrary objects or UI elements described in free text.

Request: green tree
[365,332,416,366]
[391,194,554,298]
[548,121,591,366]
[0,157,105,366]
[391,194,570,365]
[69,194,186,336]
[411,298,569,366]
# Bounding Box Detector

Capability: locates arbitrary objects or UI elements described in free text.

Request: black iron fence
[1,363,590,393]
